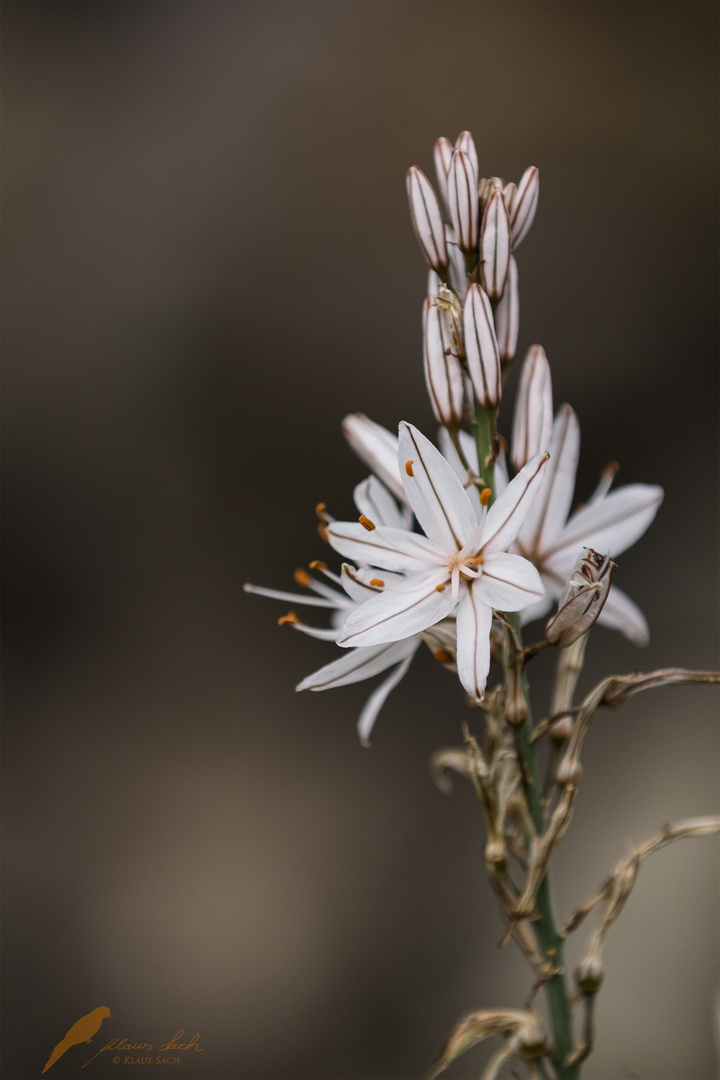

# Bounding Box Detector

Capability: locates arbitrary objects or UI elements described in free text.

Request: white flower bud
[495,254,519,363]
[545,548,617,648]
[433,136,453,213]
[510,166,539,249]
[480,189,510,300]
[511,344,553,470]
[444,225,467,298]
[448,149,479,256]
[423,298,465,427]
[463,283,501,409]
[454,130,479,181]
[406,166,448,274]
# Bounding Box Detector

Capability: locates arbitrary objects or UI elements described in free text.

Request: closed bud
[454,130,479,182]
[511,345,553,470]
[510,166,539,250]
[545,548,617,648]
[480,190,511,299]
[444,225,467,298]
[448,149,479,255]
[495,255,519,362]
[463,284,502,408]
[406,166,448,274]
[433,136,454,213]
[423,298,465,427]
[576,956,604,994]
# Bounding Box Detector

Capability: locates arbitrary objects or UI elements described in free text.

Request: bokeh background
[3,3,718,1078]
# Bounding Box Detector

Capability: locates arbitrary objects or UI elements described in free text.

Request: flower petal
[296,639,418,692]
[327,521,442,572]
[456,584,493,700]
[353,476,408,529]
[596,584,650,647]
[336,573,457,647]
[545,484,664,561]
[518,404,579,557]
[397,422,477,552]
[475,552,545,611]
[342,414,405,503]
[480,452,550,555]
[357,646,419,746]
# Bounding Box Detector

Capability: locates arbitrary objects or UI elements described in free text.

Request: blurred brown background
[2,3,718,1078]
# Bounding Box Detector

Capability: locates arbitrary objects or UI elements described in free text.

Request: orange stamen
[435,583,446,592]
[434,649,453,664]
[480,487,492,506]
[472,554,484,565]
[405,459,414,477]
[278,611,299,626]
[369,578,385,588]
[359,515,376,532]
[317,523,328,543]
[294,568,311,587]
[309,560,327,571]
[315,502,328,520]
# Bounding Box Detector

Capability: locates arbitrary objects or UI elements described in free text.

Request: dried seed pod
[545,548,617,647]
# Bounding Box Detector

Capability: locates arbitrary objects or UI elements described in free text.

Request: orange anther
[315,502,328,520]
[317,522,328,543]
[405,459,414,477]
[480,487,492,506]
[473,554,484,565]
[435,583,447,592]
[359,515,376,532]
[278,611,299,626]
[434,649,453,664]
[309,560,327,571]
[369,578,385,588]
[294,568,311,587]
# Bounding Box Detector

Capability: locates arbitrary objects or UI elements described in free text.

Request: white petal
[336,573,457,648]
[480,452,550,555]
[546,484,664,561]
[406,166,448,274]
[398,422,478,552]
[438,427,483,520]
[357,646,419,746]
[456,584,493,700]
[342,414,405,503]
[353,476,407,529]
[444,225,467,298]
[475,552,545,611]
[433,136,454,214]
[511,345,553,472]
[510,166,539,249]
[296,639,417,692]
[463,284,501,408]
[518,404,579,557]
[480,190,510,300]
[327,521,441,572]
[596,585,650,647]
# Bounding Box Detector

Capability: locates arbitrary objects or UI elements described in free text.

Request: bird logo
[42,1006,111,1074]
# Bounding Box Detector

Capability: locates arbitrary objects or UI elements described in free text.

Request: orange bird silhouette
[42,1006,111,1073]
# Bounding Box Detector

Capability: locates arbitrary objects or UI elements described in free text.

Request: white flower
[245,476,431,746]
[327,423,547,700]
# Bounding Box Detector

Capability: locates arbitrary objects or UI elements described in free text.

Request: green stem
[507,615,578,1079]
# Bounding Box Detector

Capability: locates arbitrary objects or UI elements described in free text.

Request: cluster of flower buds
[408,131,538,429]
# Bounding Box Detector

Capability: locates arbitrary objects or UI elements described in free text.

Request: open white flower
[245,476,438,745]
[327,422,547,700]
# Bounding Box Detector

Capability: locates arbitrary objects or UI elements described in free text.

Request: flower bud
[463,283,501,408]
[576,956,604,994]
[545,548,617,648]
[444,225,467,298]
[510,166,539,250]
[480,189,510,299]
[448,149,479,255]
[494,255,519,363]
[454,130,479,182]
[433,136,453,213]
[406,166,448,274]
[423,298,465,427]
[511,345,553,470]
